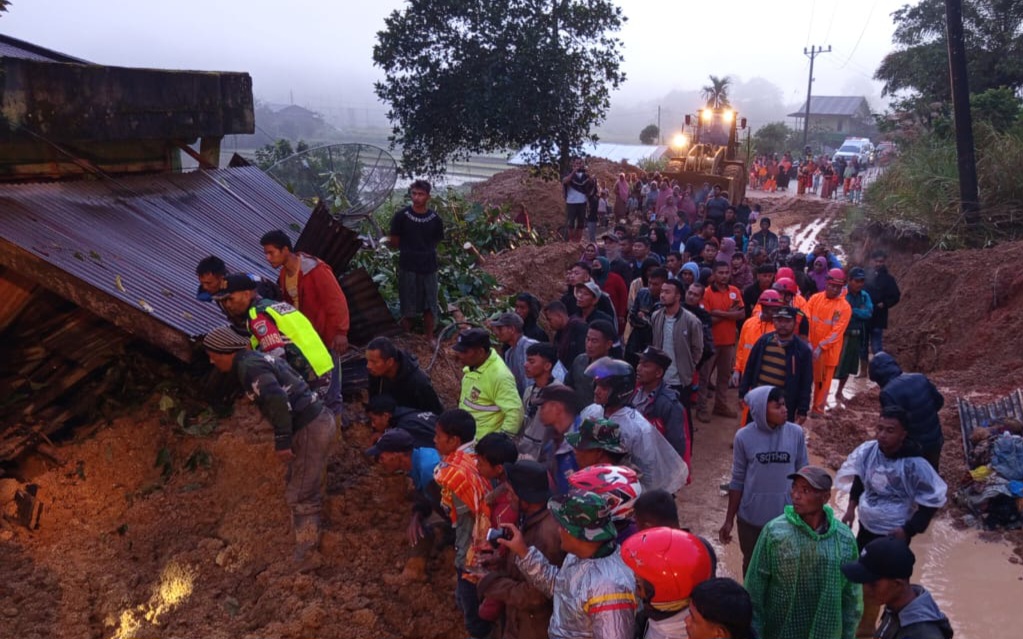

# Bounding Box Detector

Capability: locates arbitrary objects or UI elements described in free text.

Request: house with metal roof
[787,96,876,138]
[0,36,394,461]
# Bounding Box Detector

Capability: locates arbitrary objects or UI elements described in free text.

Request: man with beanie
[745,465,862,639]
[500,490,638,639]
[720,385,809,575]
[840,538,953,639]
[478,461,567,639]
[203,326,335,571]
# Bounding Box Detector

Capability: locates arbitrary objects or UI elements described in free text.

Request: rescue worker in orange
[805,268,852,417]
[731,289,785,426]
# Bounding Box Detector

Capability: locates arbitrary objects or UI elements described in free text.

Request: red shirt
[701,285,744,346]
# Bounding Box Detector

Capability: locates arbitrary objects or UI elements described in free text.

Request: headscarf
[809,256,829,291]
[731,252,754,290]
[716,237,737,264]
[592,256,611,286]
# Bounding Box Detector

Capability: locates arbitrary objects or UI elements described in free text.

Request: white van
[832,138,873,166]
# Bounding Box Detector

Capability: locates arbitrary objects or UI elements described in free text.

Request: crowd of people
[749,152,869,203]
[190,172,956,639]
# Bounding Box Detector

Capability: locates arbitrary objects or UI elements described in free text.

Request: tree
[639,124,660,145]
[752,122,792,156]
[700,75,732,109]
[970,87,1021,133]
[373,0,626,176]
[875,0,1023,103]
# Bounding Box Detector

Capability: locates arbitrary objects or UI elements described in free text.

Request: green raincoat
[745,505,863,639]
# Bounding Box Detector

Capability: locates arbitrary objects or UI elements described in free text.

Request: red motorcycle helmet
[772,277,798,296]
[621,526,713,610]
[775,266,795,281]
[567,464,642,521]
[826,267,847,283]
[758,289,785,307]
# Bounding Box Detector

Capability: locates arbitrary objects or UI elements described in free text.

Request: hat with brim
[212,273,257,300]
[505,460,552,504]
[773,306,799,320]
[549,489,616,542]
[452,328,491,352]
[365,428,415,458]
[575,281,602,299]
[638,346,673,372]
[787,465,833,491]
[566,418,626,454]
[840,537,915,583]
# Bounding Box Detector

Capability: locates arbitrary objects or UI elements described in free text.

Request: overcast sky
[2,0,913,119]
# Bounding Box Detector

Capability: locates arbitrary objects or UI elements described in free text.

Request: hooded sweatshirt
[729,386,809,526]
[680,261,701,284]
[868,353,945,453]
[876,585,954,639]
[368,351,444,414]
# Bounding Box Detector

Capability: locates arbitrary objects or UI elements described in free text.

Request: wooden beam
[0,241,195,362]
[199,136,223,169]
[0,267,37,333]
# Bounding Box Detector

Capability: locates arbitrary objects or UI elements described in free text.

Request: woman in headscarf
[730,252,754,291]
[580,242,599,263]
[809,255,830,292]
[592,256,628,335]
[679,184,698,225]
[513,292,548,342]
[613,173,629,222]
[649,226,671,259]
[715,237,737,264]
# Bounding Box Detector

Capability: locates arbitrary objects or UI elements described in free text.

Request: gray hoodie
[729,385,809,526]
[877,585,954,639]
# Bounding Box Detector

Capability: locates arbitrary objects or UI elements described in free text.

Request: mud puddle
[676,384,1022,639]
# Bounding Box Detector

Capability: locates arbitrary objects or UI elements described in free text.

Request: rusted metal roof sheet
[0,34,88,64]
[295,202,363,275]
[0,167,324,360]
[340,268,400,345]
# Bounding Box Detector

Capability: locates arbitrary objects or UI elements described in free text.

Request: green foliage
[866,124,1023,246]
[373,0,626,175]
[639,124,660,145]
[876,0,1023,102]
[637,157,669,173]
[701,75,732,109]
[971,87,1022,133]
[752,122,792,156]
[351,190,544,325]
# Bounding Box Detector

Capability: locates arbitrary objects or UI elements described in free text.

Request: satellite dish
[265,143,398,224]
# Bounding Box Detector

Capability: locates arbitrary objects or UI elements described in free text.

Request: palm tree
[701,75,732,109]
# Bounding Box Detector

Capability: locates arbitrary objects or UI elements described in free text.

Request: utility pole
[657,106,662,145]
[802,45,831,148]
[945,0,980,225]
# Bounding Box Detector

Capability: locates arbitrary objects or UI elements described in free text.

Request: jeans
[456,569,493,639]
[869,327,884,355]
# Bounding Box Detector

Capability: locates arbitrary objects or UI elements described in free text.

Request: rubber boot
[293,513,323,572]
[856,358,869,378]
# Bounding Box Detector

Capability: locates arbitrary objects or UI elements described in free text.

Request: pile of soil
[483,242,581,304]
[470,158,642,232]
[0,398,463,639]
[883,240,1023,393]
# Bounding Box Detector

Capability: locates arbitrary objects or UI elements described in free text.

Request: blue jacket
[869,353,945,453]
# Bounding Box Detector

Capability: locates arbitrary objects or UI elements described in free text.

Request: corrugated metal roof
[787,96,870,117]
[0,34,89,64]
[0,167,318,356]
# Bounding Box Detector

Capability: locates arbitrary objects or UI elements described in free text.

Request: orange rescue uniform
[805,292,851,412]
[734,314,775,375]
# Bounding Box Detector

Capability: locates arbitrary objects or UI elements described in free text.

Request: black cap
[848,266,867,280]
[773,306,798,320]
[505,461,552,504]
[840,537,916,583]
[212,273,257,299]
[365,429,415,458]
[452,328,491,352]
[638,346,673,371]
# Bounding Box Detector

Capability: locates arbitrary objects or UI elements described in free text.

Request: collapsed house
[0,35,395,463]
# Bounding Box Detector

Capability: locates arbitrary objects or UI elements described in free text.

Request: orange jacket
[805,292,851,367]
[734,314,774,374]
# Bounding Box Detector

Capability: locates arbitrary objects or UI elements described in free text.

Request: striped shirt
[755,341,788,388]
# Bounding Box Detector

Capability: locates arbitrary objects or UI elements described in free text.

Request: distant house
[787,96,876,138]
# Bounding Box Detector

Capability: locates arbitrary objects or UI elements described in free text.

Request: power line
[837,0,880,69]
[802,45,832,147]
